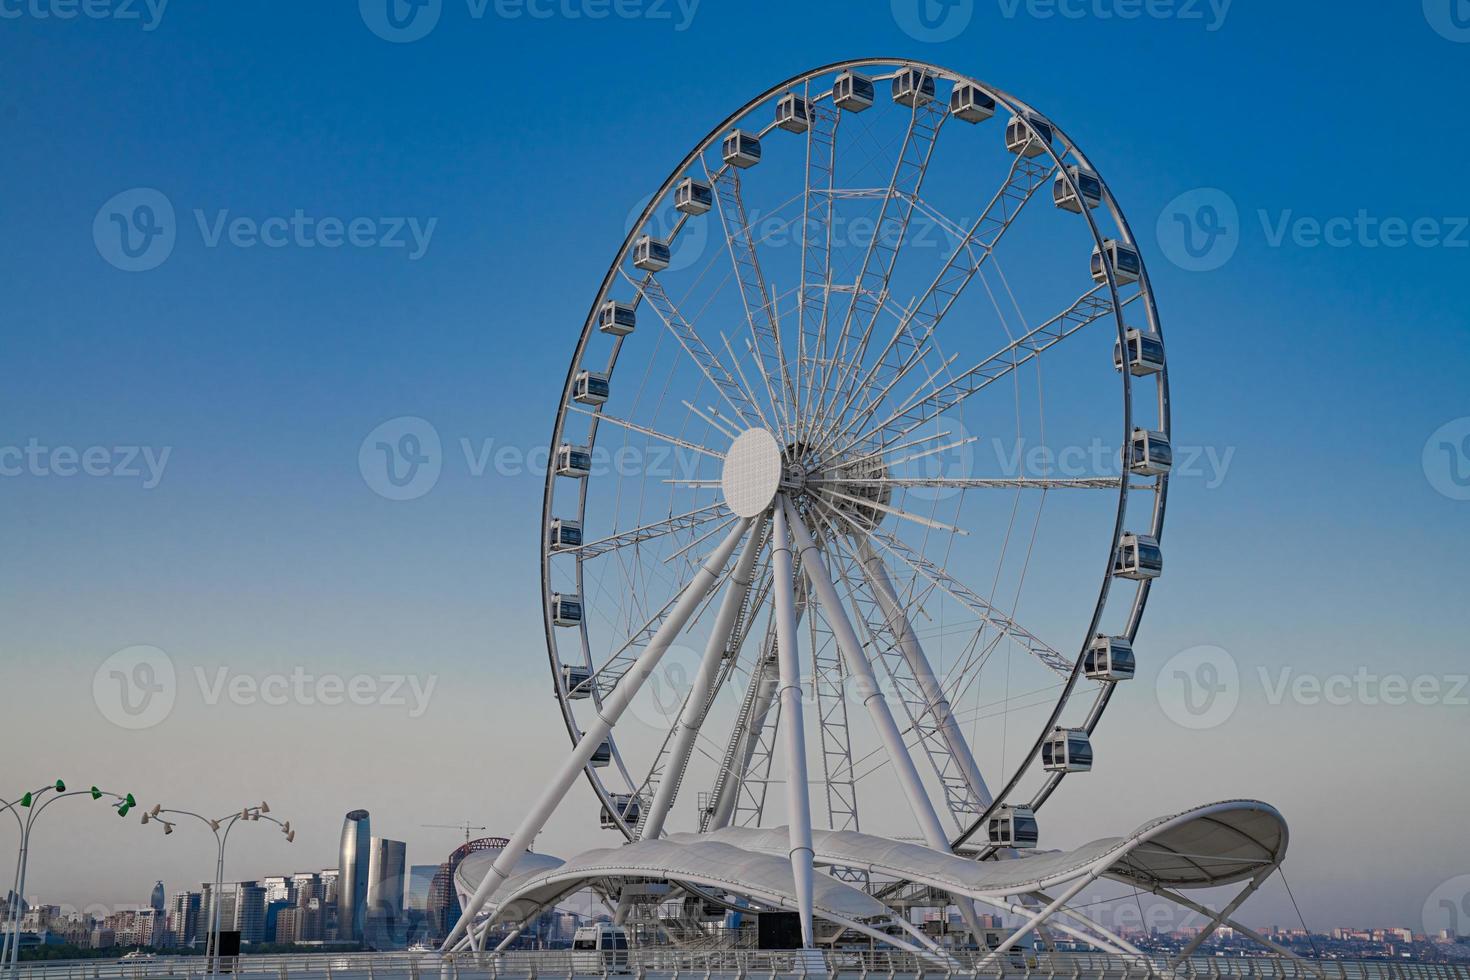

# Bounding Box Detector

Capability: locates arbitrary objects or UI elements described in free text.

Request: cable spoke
[706,161,796,435]
[568,504,732,560]
[622,269,766,431]
[811,152,1059,456]
[826,283,1128,464]
[567,406,725,461]
[810,476,1124,491]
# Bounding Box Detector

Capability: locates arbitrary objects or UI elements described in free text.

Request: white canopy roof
[694,800,1286,894]
[454,800,1287,930]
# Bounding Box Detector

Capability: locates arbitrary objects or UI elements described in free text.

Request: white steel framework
[449,59,1211,958]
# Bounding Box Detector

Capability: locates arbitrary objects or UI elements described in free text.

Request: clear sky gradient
[2,0,1468,934]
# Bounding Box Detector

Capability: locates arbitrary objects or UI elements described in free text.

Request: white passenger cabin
[556,443,592,478]
[590,738,612,768]
[722,129,762,168]
[775,92,811,133]
[1054,165,1103,213]
[549,518,582,550]
[949,81,996,123]
[1005,114,1053,157]
[674,177,713,215]
[573,370,610,406]
[892,67,936,107]
[633,235,671,272]
[572,926,628,973]
[833,71,875,112]
[987,805,1039,848]
[1042,728,1093,773]
[551,592,583,627]
[1113,327,1165,376]
[1085,635,1136,682]
[600,793,642,829]
[561,662,592,699]
[598,300,636,337]
[1091,239,1142,285]
[1114,532,1163,580]
[1129,428,1172,476]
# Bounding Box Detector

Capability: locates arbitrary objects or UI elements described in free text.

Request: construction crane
[422,821,488,845]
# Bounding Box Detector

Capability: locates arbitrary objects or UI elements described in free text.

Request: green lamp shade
[20,792,33,808]
[91,787,103,800]
[54,780,66,793]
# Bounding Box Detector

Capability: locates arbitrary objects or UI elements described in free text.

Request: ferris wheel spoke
[830,283,1126,463]
[813,99,949,446]
[796,103,841,449]
[567,406,726,462]
[811,498,1072,681]
[623,270,765,430]
[568,504,732,561]
[811,476,1124,491]
[705,163,797,434]
[810,485,968,536]
[809,153,1058,456]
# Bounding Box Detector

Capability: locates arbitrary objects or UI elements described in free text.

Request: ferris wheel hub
[721,428,783,518]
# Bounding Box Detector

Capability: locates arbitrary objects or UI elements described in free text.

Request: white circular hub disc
[722,429,782,518]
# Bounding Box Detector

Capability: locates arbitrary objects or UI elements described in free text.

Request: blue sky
[2,0,1469,934]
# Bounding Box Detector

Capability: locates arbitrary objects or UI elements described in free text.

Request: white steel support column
[856,535,993,809]
[977,870,1099,969]
[443,516,754,950]
[781,500,987,942]
[771,500,816,948]
[641,517,769,840]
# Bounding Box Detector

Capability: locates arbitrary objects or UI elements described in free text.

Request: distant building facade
[365,837,407,948]
[338,811,372,942]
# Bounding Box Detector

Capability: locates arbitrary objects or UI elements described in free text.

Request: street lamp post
[1,781,136,976]
[141,803,293,976]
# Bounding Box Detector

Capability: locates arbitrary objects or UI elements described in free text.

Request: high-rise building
[167,891,201,947]
[262,876,292,904]
[149,881,166,915]
[226,882,267,945]
[365,837,407,948]
[406,866,438,912]
[338,811,371,943]
[290,873,322,904]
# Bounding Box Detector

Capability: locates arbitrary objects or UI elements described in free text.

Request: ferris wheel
[451,58,1172,950]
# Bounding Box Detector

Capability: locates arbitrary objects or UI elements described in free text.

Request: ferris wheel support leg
[856,535,994,809]
[976,869,1099,971]
[771,499,816,949]
[641,516,770,841]
[442,516,755,951]
[782,500,988,944]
